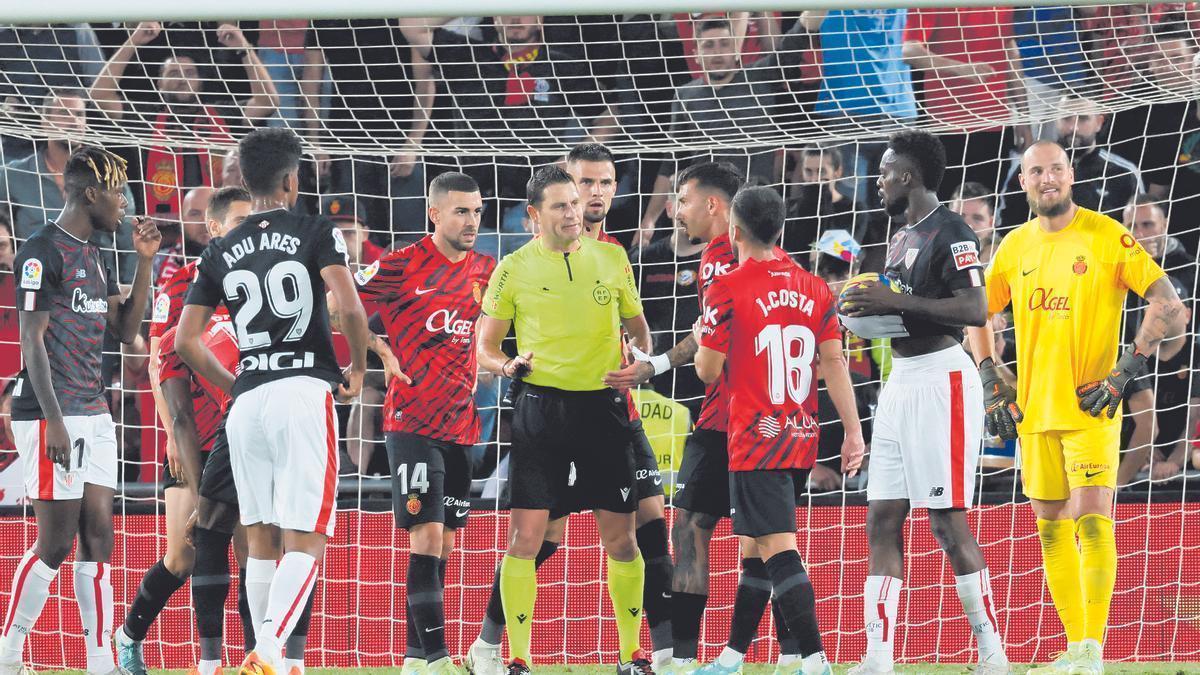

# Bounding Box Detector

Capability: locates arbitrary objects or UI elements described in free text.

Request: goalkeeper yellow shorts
[1019,424,1121,501]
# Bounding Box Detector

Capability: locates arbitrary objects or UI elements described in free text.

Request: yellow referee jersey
[985,207,1165,433]
[483,236,643,391]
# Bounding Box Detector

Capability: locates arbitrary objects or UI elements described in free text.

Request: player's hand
[129,22,162,46]
[1151,459,1182,481]
[44,419,72,471]
[502,352,534,379]
[216,24,251,50]
[184,509,198,547]
[131,216,162,260]
[603,360,655,389]
[166,438,184,488]
[389,145,420,178]
[809,463,843,491]
[372,339,412,386]
[312,153,331,177]
[337,366,365,403]
[979,357,1022,440]
[839,280,904,317]
[841,429,865,478]
[1076,350,1149,419]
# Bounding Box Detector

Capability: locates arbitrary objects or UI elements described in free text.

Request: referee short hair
[527,165,575,208]
[208,186,252,223]
[676,161,743,203]
[732,186,785,246]
[430,171,480,202]
[887,130,947,191]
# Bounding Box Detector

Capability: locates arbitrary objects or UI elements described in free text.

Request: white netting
[0,5,1198,669]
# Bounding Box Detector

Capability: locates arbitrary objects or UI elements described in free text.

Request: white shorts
[226,376,339,536]
[12,414,118,500]
[868,345,983,510]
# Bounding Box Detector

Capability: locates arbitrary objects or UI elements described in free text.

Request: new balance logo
[929,487,944,497]
[516,613,528,624]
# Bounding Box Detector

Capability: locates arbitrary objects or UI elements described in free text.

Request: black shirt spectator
[634,232,705,416]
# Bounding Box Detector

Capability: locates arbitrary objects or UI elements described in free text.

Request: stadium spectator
[1123,195,1197,300]
[0,90,136,281]
[1010,7,1090,142]
[89,21,279,217]
[950,181,1001,264]
[255,21,319,130]
[1106,20,1200,254]
[998,96,1142,228]
[673,12,783,76]
[320,194,386,266]
[0,24,104,159]
[784,145,860,257]
[902,7,1032,197]
[301,20,432,240]
[638,18,810,243]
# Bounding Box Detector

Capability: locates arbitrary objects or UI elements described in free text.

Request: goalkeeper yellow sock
[607,553,645,662]
[1036,518,1085,643]
[499,555,537,663]
[1076,514,1117,643]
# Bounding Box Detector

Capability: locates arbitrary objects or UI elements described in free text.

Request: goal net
[0,4,1198,669]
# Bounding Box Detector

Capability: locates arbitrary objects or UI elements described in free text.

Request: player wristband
[630,344,671,376]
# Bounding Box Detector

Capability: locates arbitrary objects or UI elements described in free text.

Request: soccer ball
[837,272,901,314]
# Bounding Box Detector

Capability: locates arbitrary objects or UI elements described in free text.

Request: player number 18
[755,324,815,406]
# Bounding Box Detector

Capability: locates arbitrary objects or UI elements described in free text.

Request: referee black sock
[286,588,315,660]
[765,550,823,657]
[407,553,448,661]
[238,567,255,650]
[480,540,558,645]
[772,598,801,656]
[636,519,674,652]
[123,560,187,641]
[729,558,772,654]
[670,591,708,660]
[191,526,233,662]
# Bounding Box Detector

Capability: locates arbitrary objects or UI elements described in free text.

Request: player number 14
[755,324,815,405]
[396,462,430,494]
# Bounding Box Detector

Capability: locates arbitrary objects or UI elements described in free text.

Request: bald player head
[1020,141,1076,219]
[181,186,214,250]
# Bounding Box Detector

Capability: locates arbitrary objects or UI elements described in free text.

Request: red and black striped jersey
[694,233,736,432]
[699,256,839,471]
[156,312,236,453]
[150,259,198,340]
[356,236,496,444]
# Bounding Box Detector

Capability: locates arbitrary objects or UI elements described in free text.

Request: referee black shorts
[549,414,665,520]
[509,383,637,515]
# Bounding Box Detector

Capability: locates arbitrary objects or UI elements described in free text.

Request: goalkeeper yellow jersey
[483,235,643,391]
[985,207,1165,433]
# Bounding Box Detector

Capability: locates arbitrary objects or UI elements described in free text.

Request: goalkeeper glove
[1076,349,1149,419]
[979,357,1022,440]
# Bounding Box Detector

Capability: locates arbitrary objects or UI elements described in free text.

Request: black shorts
[509,384,637,515]
[198,427,238,506]
[673,428,730,519]
[729,469,810,538]
[162,450,211,491]
[550,416,664,519]
[386,431,473,531]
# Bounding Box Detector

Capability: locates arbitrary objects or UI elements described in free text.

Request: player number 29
[223,261,314,349]
[396,462,430,494]
[755,324,815,406]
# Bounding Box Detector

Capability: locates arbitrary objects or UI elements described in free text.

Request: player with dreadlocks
[0,146,161,674]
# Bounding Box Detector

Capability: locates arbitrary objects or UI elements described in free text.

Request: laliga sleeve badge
[152,293,171,323]
[20,258,43,290]
[354,260,380,286]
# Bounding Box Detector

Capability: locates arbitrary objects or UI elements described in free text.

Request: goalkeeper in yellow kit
[970,141,1186,675]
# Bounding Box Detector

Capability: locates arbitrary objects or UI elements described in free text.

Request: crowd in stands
[0,7,1197,504]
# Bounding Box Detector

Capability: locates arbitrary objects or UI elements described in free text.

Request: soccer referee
[478,166,654,675]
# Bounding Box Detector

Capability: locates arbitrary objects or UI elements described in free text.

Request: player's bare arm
[817,338,865,476]
[620,314,653,358]
[325,290,411,385]
[160,375,202,492]
[17,310,69,469]
[176,304,233,394]
[1078,275,1188,418]
[693,346,724,385]
[842,283,988,328]
[108,216,161,344]
[322,264,371,402]
[603,333,697,389]
[477,315,532,379]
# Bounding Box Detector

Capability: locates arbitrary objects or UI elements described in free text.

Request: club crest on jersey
[904,248,919,269]
[950,241,980,270]
[1073,256,1088,275]
[20,259,42,290]
[354,260,380,286]
[677,269,696,286]
[472,281,483,304]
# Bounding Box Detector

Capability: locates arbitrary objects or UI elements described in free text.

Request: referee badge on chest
[592,283,612,305]
[904,248,920,269]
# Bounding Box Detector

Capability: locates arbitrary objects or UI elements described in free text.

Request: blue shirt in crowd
[816,9,917,121]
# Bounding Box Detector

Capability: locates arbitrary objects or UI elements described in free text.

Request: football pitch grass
[37,666,1196,674]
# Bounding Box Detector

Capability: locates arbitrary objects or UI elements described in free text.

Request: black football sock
[728,558,772,654]
[765,550,823,657]
[636,519,674,653]
[123,560,188,641]
[773,597,801,656]
[407,553,448,661]
[192,526,234,662]
[670,591,708,660]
